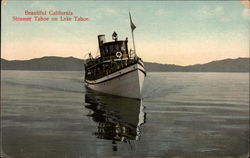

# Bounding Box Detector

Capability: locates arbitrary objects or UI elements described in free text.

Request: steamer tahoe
[84,13,146,99]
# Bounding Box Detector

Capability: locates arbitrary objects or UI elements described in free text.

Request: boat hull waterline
[85,63,146,99]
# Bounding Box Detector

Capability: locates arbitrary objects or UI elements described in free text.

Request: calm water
[1,71,249,158]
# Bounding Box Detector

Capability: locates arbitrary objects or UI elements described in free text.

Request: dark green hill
[1,56,249,72]
[1,56,84,71]
[183,58,249,72]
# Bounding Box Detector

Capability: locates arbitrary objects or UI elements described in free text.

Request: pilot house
[98,34,129,60]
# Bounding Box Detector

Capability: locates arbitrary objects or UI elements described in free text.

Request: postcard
[1,0,249,158]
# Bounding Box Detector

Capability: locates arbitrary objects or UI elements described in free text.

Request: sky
[1,0,250,65]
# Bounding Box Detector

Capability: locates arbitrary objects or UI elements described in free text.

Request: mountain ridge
[1,56,249,72]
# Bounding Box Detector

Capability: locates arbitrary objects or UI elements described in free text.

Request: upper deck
[98,34,130,59]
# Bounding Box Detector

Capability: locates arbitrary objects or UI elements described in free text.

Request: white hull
[85,63,145,99]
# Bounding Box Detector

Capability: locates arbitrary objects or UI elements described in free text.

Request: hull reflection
[85,93,146,142]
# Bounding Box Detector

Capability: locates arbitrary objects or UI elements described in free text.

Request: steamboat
[84,13,146,99]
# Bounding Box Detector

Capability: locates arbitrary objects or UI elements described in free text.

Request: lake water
[1,71,249,158]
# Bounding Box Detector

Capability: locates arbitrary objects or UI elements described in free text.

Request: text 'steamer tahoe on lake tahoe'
[84,13,146,99]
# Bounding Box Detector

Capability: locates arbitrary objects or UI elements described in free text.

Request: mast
[129,12,137,58]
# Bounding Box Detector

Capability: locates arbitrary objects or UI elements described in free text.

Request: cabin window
[109,45,113,52]
[121,46,125,51]
[105,47,109,54]
[121,45,125,52]
[101,48,105,56]
[115,44,120,51]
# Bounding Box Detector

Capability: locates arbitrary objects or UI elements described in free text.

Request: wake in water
[1,71,85,93]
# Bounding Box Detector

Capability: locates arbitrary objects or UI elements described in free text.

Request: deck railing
[85,57,139,81]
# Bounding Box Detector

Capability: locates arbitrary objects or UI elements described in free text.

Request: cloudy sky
[1,0,249,65]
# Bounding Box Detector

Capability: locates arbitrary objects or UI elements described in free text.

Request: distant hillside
[1,56,84,71]
[143,62,183,72]
[144,58,249,72]
[1,56,249,72]
[183,58,250,72]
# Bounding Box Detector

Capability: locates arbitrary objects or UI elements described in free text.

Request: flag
[129,12,136,31]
